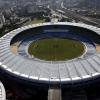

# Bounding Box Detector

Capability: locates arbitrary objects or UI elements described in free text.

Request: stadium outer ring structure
[0,22,100,87]
[0,81,6,100]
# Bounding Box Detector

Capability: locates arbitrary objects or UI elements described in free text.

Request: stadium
[0,22,100,89]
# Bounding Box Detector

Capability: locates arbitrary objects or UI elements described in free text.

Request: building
[0,22,100,99]
[0,13,5,28]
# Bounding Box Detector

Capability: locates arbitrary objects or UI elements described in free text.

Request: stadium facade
[0,81,6,100]
[0,22,100,89]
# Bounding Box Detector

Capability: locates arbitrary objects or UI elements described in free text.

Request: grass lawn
[29,18,45,24]
[28,38,84,61]
[31,18,45,24]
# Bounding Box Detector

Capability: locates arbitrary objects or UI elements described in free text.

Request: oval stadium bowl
[0,22,100,87]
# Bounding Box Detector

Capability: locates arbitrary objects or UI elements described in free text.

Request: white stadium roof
[0,81,6,100]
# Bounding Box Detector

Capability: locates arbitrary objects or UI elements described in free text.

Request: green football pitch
[28,38,84,61]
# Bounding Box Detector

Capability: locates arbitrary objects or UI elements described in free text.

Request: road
[48,88,62,100]
[48,1,100,27]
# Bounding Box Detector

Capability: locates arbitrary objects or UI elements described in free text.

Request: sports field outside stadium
[28,37,85,61]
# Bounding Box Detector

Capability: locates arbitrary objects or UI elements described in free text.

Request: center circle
[28,38,85,61]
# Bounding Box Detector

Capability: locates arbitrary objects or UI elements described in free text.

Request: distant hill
[63,0,100,10]
[63,0,84,7]
[78,0,100,9]
[0,0,100,10]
